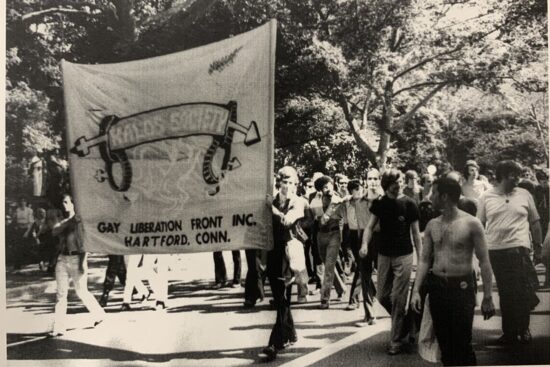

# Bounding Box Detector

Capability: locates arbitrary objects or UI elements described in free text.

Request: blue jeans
[377,253,413,347]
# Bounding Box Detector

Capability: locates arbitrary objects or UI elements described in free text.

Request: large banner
[62,20,276,254]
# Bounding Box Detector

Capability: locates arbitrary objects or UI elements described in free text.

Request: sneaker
[319,302,330,309]
[230,281,241,288]
[47,331,64,338]
[367,317,376,325]
[387,345,401,355]
[120,303,131,312]
[296,296,308,304]
[345,303,359,311]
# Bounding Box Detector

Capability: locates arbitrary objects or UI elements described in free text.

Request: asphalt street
[3,252,550,366]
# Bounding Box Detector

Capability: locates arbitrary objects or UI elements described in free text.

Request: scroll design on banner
[70,101,261,195]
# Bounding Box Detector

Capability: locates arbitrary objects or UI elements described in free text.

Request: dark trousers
[213,251,242,284]
[489,247,535,338]
[348,229,377,320]
[305,225,323,288]
[103,255,127,292]
[244,249,266,303]
[428,273,476,366]
[340,224,353,267]
[266,246,296,349]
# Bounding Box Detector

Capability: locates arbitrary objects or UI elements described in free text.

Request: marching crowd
[256,159,549,364]
[5,158,550,366]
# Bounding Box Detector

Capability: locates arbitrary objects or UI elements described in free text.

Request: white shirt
[477,187,540,250]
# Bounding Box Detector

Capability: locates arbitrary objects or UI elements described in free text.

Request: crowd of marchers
[5,157,550,366]
[254,159,548,364]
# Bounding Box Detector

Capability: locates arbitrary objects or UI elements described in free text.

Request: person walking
[49,194,105,336]
[412,177,495,366]
[262,166,309,361]
[477,160,542,344]
[360,169,422,355]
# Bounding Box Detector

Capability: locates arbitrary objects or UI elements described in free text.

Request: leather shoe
[120,303,131,312]
[243,300,256,308]
[520,330,532,344]
[345,303,359,311]
[387,345,401,355]
[319,302,330,309]
[262,345,278,361]
[99,293,109,308]
[496,335,517,345]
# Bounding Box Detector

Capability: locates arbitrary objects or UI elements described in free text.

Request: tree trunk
[338,93,379,166]
[376,81,393,170]
[112,0,137,51]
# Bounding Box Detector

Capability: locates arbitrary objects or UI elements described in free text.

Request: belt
[318,226,339,233]
[428,272,475,290]
[61,250,81,256]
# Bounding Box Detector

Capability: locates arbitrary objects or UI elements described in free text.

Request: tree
[5,0,548,192]
[135,0,547,170]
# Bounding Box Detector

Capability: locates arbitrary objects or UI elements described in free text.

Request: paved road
[3,252,550,366]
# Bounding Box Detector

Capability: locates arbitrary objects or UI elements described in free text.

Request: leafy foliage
[4,0,548,201]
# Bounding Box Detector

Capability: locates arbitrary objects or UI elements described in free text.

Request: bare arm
[530,219,542,247]
[52,215,75,236]
[410,220,422,263]
[359,214,378,257]
[472,218,495,319]
[411,221,434,313]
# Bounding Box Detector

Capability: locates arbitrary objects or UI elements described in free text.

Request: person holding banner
[49,194,105,337]
[263,166,309,361]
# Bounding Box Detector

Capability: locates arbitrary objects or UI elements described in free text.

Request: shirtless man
[411,177,495,366]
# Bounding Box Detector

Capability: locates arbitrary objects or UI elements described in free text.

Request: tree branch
[392,24,502,83]
[398,83,447,124]
[21,7,92,22]
[392,46,462,82]
[338,93,378,164]
[393,80,449,97]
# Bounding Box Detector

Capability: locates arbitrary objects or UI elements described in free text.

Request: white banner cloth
[62,20,276,254]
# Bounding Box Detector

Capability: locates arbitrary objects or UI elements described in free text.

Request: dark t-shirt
[370,195,420,257]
